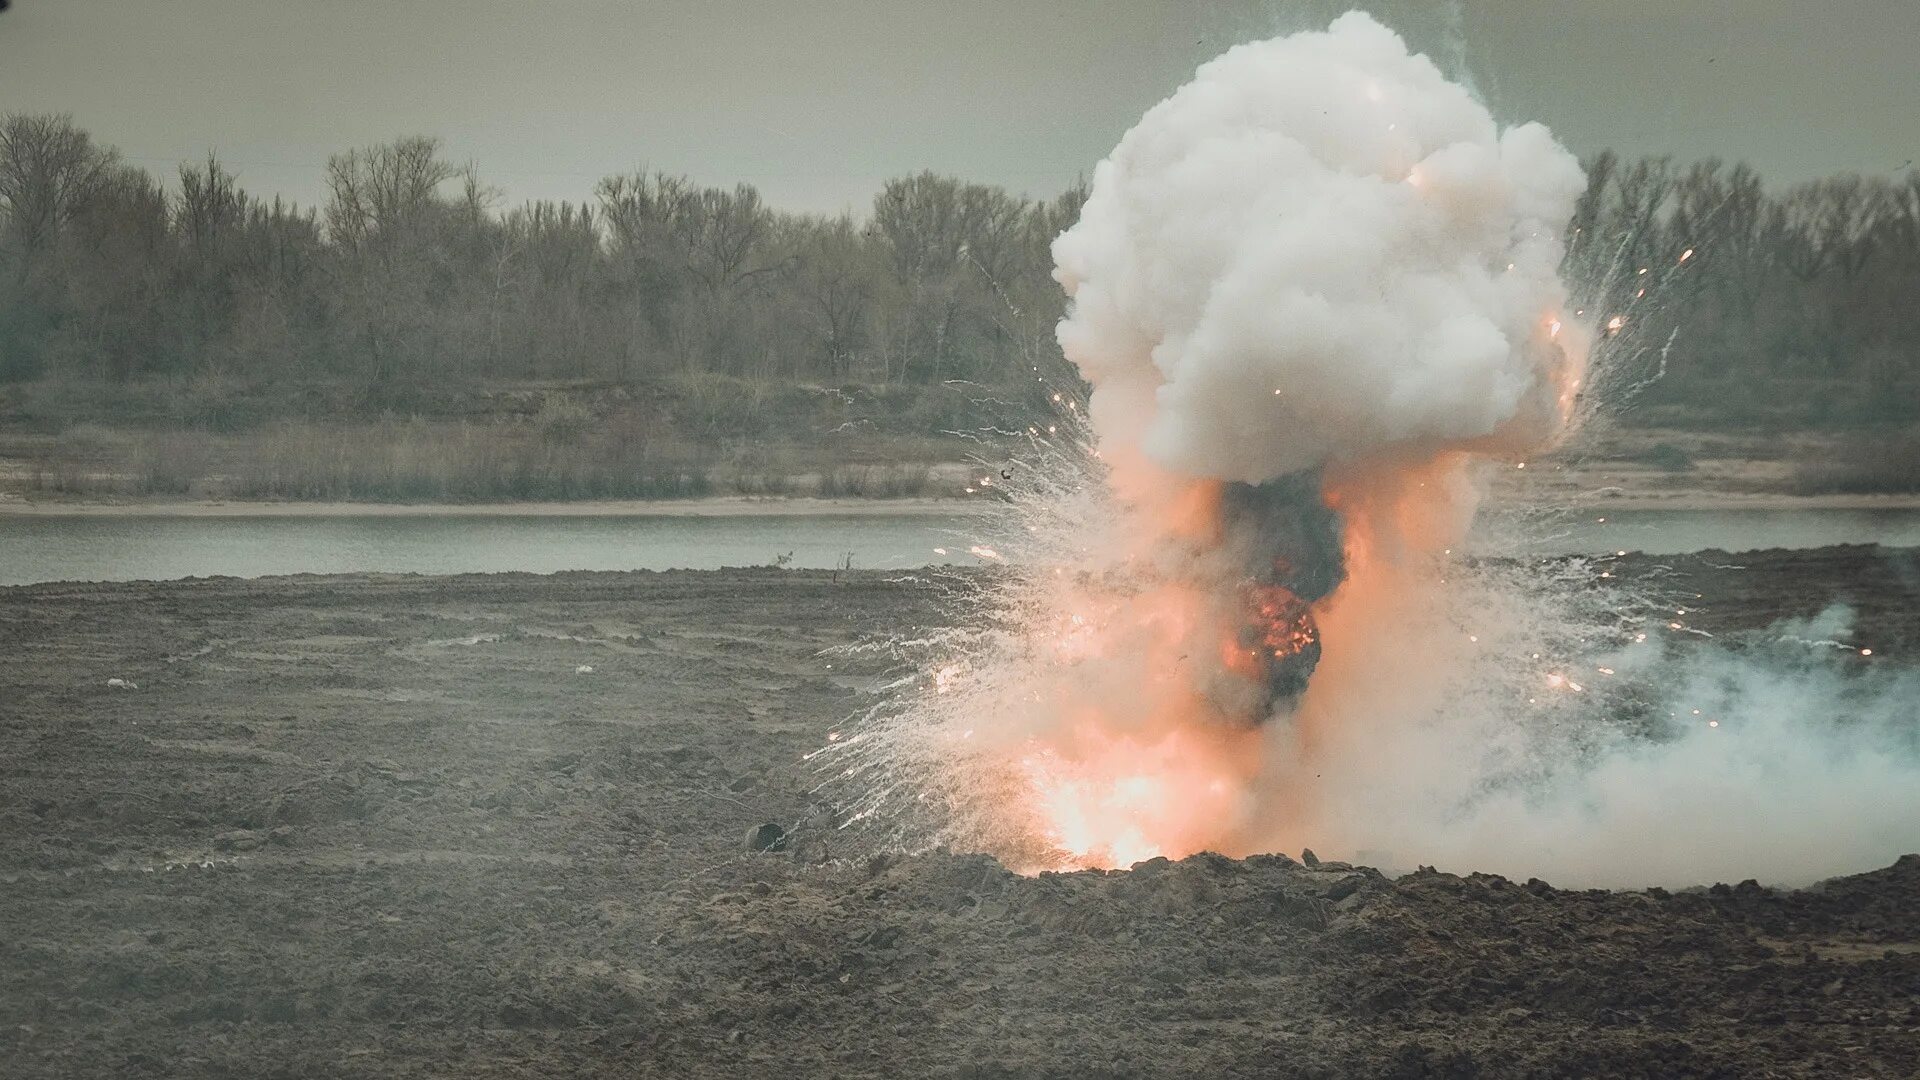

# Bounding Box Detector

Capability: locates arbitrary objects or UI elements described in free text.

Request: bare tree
[1769,184,1836,283]
[323,137,462,381]
[683,184,773,293]
[0,113,121,280]
[324,135,458,250]
[1816,175,1888,283]
[177,154,243,254]
[790,214,874,379]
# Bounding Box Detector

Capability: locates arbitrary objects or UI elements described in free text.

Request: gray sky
[2,1,1915,214]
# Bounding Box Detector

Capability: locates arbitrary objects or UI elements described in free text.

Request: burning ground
[2,551,1918,1077]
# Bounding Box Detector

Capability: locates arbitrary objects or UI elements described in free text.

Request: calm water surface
[0,513,975,587]
[1484,508,1920,557]
[4,507,1920,587]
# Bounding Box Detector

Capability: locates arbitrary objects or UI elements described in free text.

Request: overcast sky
[3,1,1916,214]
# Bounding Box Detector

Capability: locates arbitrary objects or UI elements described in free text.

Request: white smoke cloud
[1053,12,1589,488]
[842,13,1918,890]
[1306,606,1920,888]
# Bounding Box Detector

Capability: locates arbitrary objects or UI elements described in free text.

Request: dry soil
[2,552,1917,1077]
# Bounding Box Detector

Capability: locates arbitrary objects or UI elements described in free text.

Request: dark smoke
[1220,471,1345,711]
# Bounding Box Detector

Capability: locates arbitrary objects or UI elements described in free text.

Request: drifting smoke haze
[1377,605,1920,887]
[825,12,1920,888]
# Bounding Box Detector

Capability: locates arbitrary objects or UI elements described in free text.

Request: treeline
[0,114,1080,398]
[1566,152,1920,424]
[4,113,1920,428]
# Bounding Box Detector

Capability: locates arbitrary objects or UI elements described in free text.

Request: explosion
[819,13,1920,886]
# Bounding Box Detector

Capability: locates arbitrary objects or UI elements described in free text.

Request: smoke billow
[826,12,1920,887]
[1053,11,1588,495]
[1301,603,1920,887]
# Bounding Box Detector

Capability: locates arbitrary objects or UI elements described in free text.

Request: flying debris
[822,11,1920,888]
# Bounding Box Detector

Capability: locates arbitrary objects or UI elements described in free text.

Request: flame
[1251,585,1316,647]
[1018,719,1259,870]
[981,515,1291,870]
[936,300,1583,874]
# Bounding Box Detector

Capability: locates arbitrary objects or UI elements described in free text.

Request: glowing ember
[1017,724,1259,870]
[1243,583,1321,701]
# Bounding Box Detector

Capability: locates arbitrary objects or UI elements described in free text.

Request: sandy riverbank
[3,487,1919,517]
[4,425,1917,515]
[0,495,996,518]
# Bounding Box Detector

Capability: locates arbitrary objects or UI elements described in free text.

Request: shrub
[1639,442,1695,472]
[1789,430,1920,494]
[533,396,596,445]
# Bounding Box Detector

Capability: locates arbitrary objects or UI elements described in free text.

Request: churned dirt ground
[2,552,1918,1077]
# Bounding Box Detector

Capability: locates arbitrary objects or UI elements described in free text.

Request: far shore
[1520,491,1920,512]
[0,494,998,518]
[3,489,1920,517]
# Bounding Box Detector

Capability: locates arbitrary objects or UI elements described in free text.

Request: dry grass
[1789,429,1920,494]
[6,418,970,502]
[0,373,1034,503]
[814,464,935,498]
[216,420,716,501]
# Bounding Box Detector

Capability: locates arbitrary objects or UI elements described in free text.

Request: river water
[3,507,1919,587]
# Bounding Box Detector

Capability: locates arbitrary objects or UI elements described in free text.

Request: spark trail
[819,12,1920,887]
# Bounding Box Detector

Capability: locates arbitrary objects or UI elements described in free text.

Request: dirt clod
[745,822,787,852]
